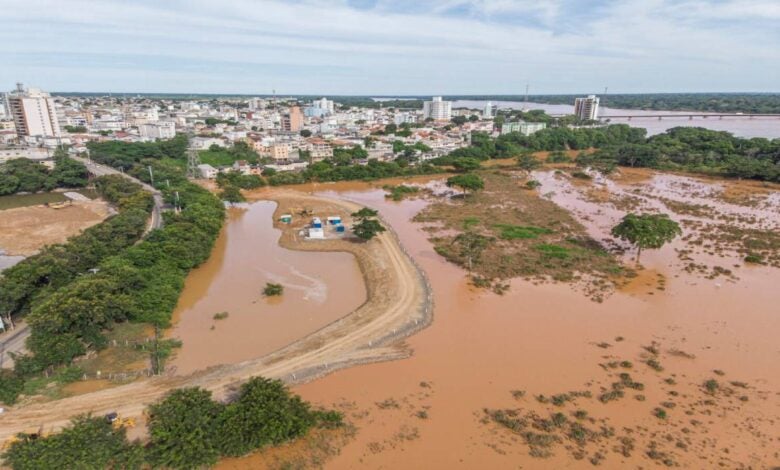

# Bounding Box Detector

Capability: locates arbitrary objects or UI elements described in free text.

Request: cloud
[0,0,777,93]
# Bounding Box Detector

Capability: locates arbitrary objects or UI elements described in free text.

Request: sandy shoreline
[0,189,432,441]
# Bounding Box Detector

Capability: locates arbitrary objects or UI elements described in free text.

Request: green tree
[517,152,541,171]
[351,207,386,241]
[2,415,143,470]
[452,158,481,172]
[300,129,312,137]
[611,213,682,262]
[219,185,245,204]
[146,388,224,469]
[216,377,315,456]
[446,173,484,196]
[451,115,468,126]
[453,231,491,272]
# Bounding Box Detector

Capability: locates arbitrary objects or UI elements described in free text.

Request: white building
[197,163,218,179]
[191,136,225,149]
[574,95,600,121]
[483,101,497,119]
[423,96,452,121]
[6,83,61,139]
[139,121,176,140]
[500,121,547,136]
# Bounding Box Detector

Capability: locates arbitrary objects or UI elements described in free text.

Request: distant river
[453,100,780,139]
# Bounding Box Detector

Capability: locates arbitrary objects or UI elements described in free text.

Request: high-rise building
[483,101,497,119]
[574,95,600,121]
[423,96,452,121]
[7,83,62,139]
[139,121,176,140]
[282,106,304,132]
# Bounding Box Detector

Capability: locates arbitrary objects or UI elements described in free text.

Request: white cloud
[0,0,777,93]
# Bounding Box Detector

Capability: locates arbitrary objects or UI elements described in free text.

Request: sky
[1,0,779,95]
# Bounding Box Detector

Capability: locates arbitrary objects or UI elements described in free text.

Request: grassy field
[415,171,629,300]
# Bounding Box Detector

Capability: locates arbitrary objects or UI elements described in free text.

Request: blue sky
[1,0,779,94]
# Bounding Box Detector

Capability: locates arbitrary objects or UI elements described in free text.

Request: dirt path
[0,190,431,440]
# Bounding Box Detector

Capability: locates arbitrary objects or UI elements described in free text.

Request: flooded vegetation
[280,169,780,469]
[414,171,628,300]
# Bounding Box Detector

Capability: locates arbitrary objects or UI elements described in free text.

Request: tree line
[433,125,780,182]
[2,377,343,470]
[0,139,225,404]
[0,152,89,196]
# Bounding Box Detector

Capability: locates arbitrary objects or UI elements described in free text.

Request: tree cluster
[0,155,88,195]
[86,134,188,171]
[2,377,342,470]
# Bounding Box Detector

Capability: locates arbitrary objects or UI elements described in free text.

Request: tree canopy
[611,213,682,261]
[446,173,484,195]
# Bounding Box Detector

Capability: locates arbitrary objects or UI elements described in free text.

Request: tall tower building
[7,83,62,138]
[574,95,600,121]
[282,106,304,132]
[423,96,452,121]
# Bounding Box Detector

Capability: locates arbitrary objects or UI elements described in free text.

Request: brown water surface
[282,180,780,469]
[168,202,366,374]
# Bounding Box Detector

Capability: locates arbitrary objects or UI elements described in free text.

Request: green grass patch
[534,244,571,259]
[493,224,553,240]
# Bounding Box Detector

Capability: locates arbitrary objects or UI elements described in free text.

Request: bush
[263,283,284,296]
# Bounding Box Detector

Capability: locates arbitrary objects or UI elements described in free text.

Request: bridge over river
[599,113,780,121]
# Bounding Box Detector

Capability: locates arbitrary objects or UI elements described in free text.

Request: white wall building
[139,121,176,140]
[423,96,452,121]
[574,95,600,120]
[6,83,61,139]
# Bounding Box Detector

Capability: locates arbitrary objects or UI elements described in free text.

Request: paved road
[0,321,27,369]
[0,158,165,368]
[71,155,164,232]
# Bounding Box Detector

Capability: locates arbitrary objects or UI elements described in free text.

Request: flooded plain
[168,201,366,375]
[223,175,780,469]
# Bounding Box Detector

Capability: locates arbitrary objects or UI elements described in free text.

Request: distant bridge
[599,113,780,121]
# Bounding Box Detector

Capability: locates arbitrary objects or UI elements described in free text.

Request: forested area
[0,154,88,195]
[433,125,780,182]
[3,377,343,470]
[86,134,188,170]
[0,136,225,404]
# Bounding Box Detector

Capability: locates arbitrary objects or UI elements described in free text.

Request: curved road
[0,157,164,368]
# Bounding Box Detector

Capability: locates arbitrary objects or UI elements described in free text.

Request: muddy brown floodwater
[168,201,366,375]
[223,176,779,469]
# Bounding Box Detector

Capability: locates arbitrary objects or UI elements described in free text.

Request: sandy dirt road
[0,190,431,441]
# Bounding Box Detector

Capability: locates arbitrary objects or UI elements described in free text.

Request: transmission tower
[186,133,201,178]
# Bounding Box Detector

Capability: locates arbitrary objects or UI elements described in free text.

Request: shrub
[263,283,284,296]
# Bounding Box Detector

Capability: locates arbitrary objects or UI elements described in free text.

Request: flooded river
[265,180,779,469]
[168,201,366,375]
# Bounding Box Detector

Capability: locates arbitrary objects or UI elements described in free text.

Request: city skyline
[2,0,780,95]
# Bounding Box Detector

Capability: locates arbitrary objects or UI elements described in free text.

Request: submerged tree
[611,213,681,262]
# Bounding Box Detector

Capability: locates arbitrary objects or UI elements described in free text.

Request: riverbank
[0,188,432,443]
